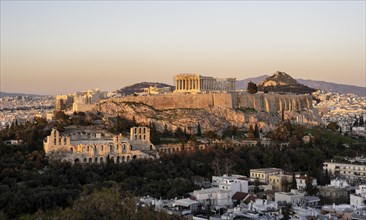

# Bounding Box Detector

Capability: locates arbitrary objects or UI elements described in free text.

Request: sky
[1,1,365,95]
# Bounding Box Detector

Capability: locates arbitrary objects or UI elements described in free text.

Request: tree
[247,81,258,94]
[290,173,297,190]
[254,124,260,139]
[281,204,292,220]
[197,123,202,137]
[327,122,339,131]
[253,179,261,193]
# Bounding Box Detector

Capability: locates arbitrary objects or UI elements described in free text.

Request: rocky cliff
[96,93,321,135]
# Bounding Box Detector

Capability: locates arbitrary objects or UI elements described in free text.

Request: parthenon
[174,73,236,93]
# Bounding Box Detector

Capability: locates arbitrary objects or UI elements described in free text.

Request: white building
[212,174,249,197]
[350,185,366,208]
[275,189,305,205]
[193,187,231,207]
[296,175,317,191]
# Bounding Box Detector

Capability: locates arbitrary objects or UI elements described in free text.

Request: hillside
[118,82,174,96]
[237,74,365,97]
[256,71,316,94]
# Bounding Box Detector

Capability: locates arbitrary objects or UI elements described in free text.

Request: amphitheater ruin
[44,126,159,164]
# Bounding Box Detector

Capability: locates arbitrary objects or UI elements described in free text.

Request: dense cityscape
[1,1,365,220]
[1,71,366,219]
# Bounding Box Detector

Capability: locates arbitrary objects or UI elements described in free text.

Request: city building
[275,189,305,205]
[324,161,366,183]
[268,173,293,192]
[212,174,249,197]
[250,168,283,183]
[193,187,231,207]
[296,175,317,191]
[350,185,366,208]
[174,73,236,93]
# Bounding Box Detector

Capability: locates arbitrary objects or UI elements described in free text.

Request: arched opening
[130,145,132,151]
[101,146,103,151]
[83,158,87,163]
[74,158,80,163]
[150,145,153,150]
[172,148,175,152]
[122,156,125,162]
[117,156,120,163]
[87,146,89,151]
[110,145,113,152]
[94,157,98,163]
[110,157,114,163]
[100,157,104,163]
[70,148,73,153]
[123,144,125,150]
[94,146,97,152]
[133,155,137,160]
[89,158,92,163]
[126,156,130,162]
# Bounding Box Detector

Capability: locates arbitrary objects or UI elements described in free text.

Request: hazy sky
[1,1,365,95]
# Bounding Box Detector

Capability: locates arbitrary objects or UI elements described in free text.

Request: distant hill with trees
[118,82,174,96]
[256,71,316,94]
[236,73,365,97]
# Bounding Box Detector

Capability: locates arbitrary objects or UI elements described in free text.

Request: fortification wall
[235,93,312,112]
[116,93,233,110]
[110,93,312,113]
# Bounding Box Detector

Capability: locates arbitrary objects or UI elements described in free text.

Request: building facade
[174,73,236,93]
[44,127,157,164]
[350,185,366,208]
[250,168,283,183]
[323,161,366,182]
[212,174,249,197]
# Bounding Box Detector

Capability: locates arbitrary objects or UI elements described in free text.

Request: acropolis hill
[95,73,321,134]
[111,92,312,112]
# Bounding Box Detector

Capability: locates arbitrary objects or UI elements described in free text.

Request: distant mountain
[0,92,47,98]
[118,82,174,96]
[296,79,365,97]
[256,71,316,94]
[237,74,366,96]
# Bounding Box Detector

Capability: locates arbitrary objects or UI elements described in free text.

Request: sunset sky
[1,1,365,95]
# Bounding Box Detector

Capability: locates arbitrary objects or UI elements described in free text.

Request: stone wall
[113,93,233,110]
[235,93,312,112]
[110,93,312,113]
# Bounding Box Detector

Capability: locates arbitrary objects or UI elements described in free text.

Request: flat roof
[173,198,198,207]
[250,168,283,173]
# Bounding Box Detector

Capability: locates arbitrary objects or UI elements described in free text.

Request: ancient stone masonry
[110,93,313,113]
[44,127,157,164]
[174,73,236,93]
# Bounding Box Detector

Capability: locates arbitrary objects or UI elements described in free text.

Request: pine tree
[291,173,297,190]
[197,123,202,137]
[247,81,258,94]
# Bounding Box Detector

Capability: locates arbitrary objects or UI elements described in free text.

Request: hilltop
[118,82,174,96]
[256,71,316,94]
[236,74,365,97]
